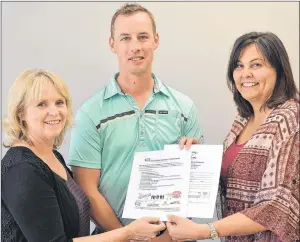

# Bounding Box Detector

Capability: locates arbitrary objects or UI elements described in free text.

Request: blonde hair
[2,69,73,148]
[110,3,156,38]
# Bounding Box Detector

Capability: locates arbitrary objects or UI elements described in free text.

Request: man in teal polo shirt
[68,3,203,241]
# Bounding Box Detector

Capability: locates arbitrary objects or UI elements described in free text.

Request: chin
[45,131,62,139]
[243,97,260,104]
[241,93,258,101]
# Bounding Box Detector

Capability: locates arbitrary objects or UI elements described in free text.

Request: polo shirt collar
[104,73,169,100]
[153,74,169,97]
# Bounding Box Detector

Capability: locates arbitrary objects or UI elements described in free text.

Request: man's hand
[179,137,200,150]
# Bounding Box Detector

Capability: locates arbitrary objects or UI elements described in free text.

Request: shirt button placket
[139,112,146,146]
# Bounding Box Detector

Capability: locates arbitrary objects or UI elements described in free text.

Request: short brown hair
[227,32,299,118]
[110,3,156,38]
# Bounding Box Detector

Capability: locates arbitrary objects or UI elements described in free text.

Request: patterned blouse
[218,99,299,242]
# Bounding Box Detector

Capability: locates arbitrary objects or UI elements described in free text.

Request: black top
[1,146,90,242]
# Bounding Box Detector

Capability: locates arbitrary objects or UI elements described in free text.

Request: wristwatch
[207,223,219,240]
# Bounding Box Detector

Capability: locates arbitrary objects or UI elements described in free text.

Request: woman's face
[22,82,68,144]
[233,44,277,107]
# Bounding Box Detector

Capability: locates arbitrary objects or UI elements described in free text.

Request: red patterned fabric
[221,99,299,242]
[222,142,246,177]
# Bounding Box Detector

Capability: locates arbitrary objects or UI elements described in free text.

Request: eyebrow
[36,97,65,102]
[138,32,150,35]
[119,33,130,38]
[119,32,150,37]
[237,58,264,63]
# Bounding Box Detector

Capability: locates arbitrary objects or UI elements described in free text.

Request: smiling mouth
[242,82,259,87]
[45,120,61,125]
[129,57,144,61]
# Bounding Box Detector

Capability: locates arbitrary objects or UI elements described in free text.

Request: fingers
[185,138,194,150]
[166,222,177,241]
[167,214,179,223]
[142,216,160,224]
[193,139,200,144]
[153,221,166,232]
[179,137,200,150]
[166,221,175,230]
[140,217,166,232]
[179,137,187,149]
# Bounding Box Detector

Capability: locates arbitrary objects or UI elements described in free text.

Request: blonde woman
[1,69,165,242]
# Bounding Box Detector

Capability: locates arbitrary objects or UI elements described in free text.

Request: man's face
[109,11,159,76]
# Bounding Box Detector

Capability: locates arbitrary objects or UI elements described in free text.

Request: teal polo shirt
[68,73,203,226]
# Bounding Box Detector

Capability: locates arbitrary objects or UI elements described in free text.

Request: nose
[241,67,253,79]
[130,38,141,53]
[48,105,59,116]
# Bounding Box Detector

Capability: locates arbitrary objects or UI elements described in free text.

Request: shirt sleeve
[240,131,300,242]
[1,163,73,242]
[68,109,102,169]
[183,103,204,143]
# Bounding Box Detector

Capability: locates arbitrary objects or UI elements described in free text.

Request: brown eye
[235,63,243,69]
[252,63,262,68]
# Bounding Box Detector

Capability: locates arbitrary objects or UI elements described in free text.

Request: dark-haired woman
[165,32,299,242]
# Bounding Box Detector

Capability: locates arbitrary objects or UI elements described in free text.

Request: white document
[122,149,191,221]
[164,144,223,218]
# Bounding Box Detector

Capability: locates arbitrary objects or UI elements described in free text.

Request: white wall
[2,2,299,241]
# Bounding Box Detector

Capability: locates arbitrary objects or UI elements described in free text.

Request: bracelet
[207,223,219,240]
